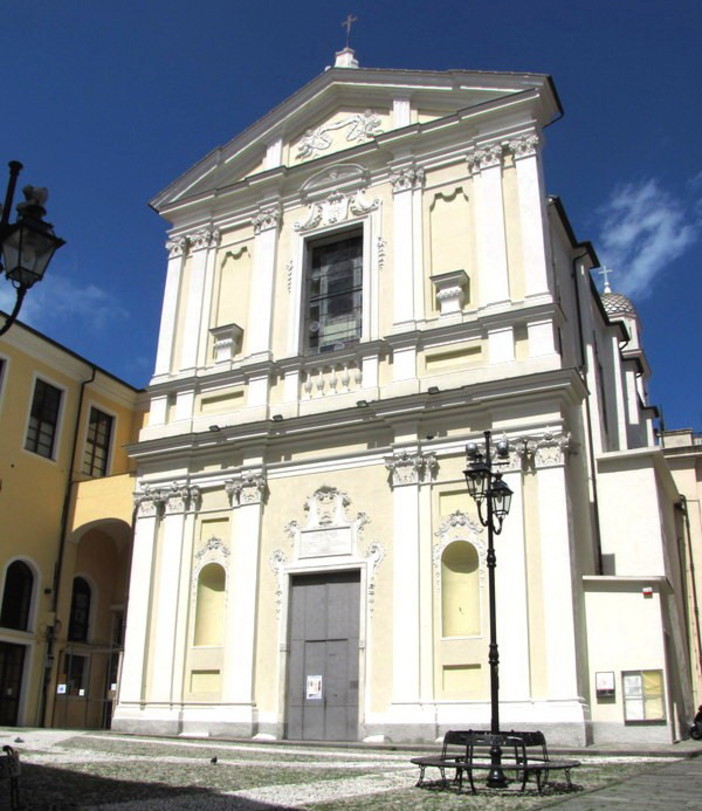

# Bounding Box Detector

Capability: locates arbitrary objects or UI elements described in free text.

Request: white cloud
[0,273,129,333]
[596,179,698,298]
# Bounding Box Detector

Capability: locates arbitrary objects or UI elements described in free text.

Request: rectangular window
[622,669,665,722]
[83,407,113,477]
[304,230,362,354]
[65,653,88,697]
[25,379,62,458]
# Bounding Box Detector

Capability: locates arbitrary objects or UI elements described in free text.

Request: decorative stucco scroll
[295,110,383,161]
[293,188,379,232]
[385,450,438,487]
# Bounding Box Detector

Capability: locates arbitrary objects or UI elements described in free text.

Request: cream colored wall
[584,585,668,727]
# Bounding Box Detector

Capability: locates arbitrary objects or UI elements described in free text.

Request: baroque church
[107,47,693,745]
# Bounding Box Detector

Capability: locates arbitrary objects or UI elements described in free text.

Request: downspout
[39,364,96,726]
[572,253,604,574]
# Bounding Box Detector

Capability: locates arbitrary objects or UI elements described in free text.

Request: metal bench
[0,745,21,810]
[411,729,581,794]
[410,730,472,790]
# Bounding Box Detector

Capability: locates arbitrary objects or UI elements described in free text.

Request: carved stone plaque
[299,527,353,558]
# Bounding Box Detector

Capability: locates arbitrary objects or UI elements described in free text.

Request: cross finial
[342,14,357,48]
[598,266,614,294]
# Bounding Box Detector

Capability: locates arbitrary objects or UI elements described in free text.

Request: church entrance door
[0,642,25,725]
[285,571,360,740]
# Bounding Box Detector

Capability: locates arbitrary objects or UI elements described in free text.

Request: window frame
[300,228,367,356]
[82,404,115,478]
[68,576,93,644]
[24,375,65,461]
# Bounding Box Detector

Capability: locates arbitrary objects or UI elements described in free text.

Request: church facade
[111,50,692,745]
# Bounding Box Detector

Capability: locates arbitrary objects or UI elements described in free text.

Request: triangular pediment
[151,65,559,216]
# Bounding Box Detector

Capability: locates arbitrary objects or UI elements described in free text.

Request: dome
[601,290,638,320]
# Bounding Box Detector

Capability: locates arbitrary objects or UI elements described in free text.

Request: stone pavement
[542,751,702,809]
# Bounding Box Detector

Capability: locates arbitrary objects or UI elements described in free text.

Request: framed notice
[595,671,615,698]
[306,675,323,700]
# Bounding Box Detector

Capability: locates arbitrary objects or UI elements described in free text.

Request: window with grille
[25,378,62,459]
[304,230,363,354]
[83,407,113,477]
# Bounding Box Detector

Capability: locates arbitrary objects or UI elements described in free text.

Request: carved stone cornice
[225,470,267,506]
[467,144,504,175]
[165,236,188,259]
[508,133,540,159]
[188,228,220,252]
[390,167,425,193]
[385,450,438,486]
[252,206,282,235]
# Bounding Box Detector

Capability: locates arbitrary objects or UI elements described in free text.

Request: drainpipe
[571,253,604,574]
[38,365,96,727]
[677,496,702,704]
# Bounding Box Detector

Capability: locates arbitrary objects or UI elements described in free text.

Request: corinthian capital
[133,484,167,517]
[467,144,503,174]
[508,133,540,159]
[225,469,267,506]
[384,450,438,486]
[189,228,221,252]
[252,205,282,235]
[165,236,188,259]
[390,167,425,193]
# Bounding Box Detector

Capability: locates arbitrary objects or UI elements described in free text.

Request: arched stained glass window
[194,564,225,647]
[0,561,34,631]
[441,541,480,638]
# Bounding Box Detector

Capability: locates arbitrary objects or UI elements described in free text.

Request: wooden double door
[285,571,360,741]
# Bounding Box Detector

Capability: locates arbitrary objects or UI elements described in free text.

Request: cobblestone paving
[2,728,700,810]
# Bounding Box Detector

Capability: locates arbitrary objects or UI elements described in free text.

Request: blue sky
[2,1,700,431]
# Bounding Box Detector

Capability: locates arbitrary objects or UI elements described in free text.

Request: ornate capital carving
[467,144,504,175]
[508,133,540,159]
[252,206,282,235]
[189,228,220,252]
[133,484,167,517]
[390,167,425,193]
[165,236,188,259]
[226,470,267,506]
[513,429,575,469]
[163,482,201,513]
[385,450,438,486]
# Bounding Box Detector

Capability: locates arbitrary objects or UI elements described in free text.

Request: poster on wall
[306,675,323,700]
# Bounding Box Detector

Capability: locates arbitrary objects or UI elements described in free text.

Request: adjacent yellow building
[0,319,146,728]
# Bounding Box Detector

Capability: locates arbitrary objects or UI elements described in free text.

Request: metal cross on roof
[598,265,614,294]
[342,14,358,48]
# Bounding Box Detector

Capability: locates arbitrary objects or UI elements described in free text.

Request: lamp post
[464,430,513,788]
[0,161,65,337]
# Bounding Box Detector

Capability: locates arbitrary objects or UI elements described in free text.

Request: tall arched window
[441,541,480,637]
[0,560,34,630]
[68,577,92,643]
[194,563,225,647]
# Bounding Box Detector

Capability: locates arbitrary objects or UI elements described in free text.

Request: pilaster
[153,237,187,378]
[180,228,220,372]
[247,204,281,359]
[390,166,424,331]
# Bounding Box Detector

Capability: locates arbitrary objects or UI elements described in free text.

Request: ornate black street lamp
[464,430,513,787]
[0,161,65,336]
